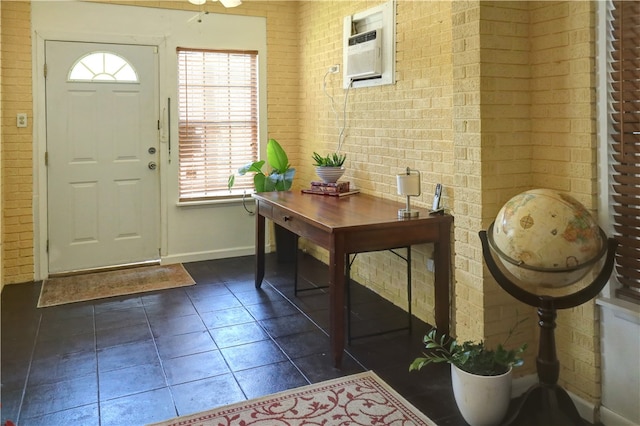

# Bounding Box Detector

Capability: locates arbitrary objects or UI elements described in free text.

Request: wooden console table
[253,191,453,367]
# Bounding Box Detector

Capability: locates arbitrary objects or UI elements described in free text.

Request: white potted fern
[410,319,527,426]
[312,151,346,183]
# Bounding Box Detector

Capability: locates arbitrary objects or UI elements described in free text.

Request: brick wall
[298,0,598,402]
[476,0,536,367]
[298,0,455,327]
[530,1,597,206]
[0,0,602,406]
[528,0,600,401]
[451,0,485,342]
[1,1,34,285]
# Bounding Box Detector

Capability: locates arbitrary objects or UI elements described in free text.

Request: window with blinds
[177,48,259,200]
[608,0,640,303]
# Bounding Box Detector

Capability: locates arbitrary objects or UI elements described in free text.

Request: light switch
[17,113,27,128]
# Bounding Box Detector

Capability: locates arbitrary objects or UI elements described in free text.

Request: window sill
[176,196,253,208]
[596,296,640,323]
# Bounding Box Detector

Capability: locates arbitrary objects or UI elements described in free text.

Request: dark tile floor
[1,253,465,425]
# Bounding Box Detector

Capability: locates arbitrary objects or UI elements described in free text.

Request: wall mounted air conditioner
[345,29,382,80]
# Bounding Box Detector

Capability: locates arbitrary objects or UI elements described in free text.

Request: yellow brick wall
[0,0,602,406]
[449,0,535,360]
[298,0,455,327]
[297,0,599,402]
[477,0,598,401]
[476,0,537,371]
[1,1,34,286]
[450,0,485,342]
[528,0,600,401]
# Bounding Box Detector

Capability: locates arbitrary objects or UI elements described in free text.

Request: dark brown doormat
[38,264,195,308]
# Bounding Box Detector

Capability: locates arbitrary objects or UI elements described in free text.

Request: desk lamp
[397,167,421,218]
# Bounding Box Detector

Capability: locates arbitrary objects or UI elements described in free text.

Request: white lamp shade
[188,0,207,4]
[397,173,421,196]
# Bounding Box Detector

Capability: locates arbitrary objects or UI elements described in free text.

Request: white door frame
[45,40,161,274]
[32,31,169,281]
[32,3,269,281]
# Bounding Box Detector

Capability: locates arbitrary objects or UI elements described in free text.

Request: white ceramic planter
[315,166,345,183]
[451,364,512,426]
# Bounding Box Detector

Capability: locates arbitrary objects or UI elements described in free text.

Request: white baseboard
[161,247,262,265]
[571,391,596,424]
[600,406,639,426]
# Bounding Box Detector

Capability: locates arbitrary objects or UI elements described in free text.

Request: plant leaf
[267,138,289,173]
[238,161,265,176]
[253,173,267,192]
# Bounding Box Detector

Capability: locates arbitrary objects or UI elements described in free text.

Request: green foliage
[228,138,295,192]
[312,151,346,167]
[409,317,528,376]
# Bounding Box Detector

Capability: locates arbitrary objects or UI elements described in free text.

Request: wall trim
[161,245,273,265]
[600,406,638,426]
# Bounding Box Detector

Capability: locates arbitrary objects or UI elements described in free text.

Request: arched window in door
[68,51,139,83]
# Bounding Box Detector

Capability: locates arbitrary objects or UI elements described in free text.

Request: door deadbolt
[148,147,156,154]
[148,161,157,170]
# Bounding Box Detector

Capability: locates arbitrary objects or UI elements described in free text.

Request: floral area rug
[150,371,436,426]
[37,263,195,307]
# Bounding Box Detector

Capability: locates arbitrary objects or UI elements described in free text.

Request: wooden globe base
[479,231,618,426]
[504,383,585,425]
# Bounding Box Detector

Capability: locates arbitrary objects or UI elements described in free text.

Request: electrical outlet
[329,64,340,74]
[17,113,27,128]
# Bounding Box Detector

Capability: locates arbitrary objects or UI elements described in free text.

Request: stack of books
[301,181,360,197]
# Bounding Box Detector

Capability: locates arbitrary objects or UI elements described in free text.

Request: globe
[480,190,616,426]
[488,189,605,288]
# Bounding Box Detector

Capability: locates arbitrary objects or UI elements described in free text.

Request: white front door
[46,41,160,274]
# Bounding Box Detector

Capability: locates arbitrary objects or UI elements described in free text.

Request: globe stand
[479,230,617,426]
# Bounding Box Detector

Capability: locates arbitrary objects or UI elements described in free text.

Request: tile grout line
[14,310,43,425]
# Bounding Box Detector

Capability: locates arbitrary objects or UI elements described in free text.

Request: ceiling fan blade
[219,0,242,7]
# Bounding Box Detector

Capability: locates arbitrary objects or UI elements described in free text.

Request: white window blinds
[608,0,640,303]
[177,48,258,200]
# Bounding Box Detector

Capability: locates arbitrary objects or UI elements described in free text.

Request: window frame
[68,51,139,83]
[597,0,640,307]
[176,47,262,202]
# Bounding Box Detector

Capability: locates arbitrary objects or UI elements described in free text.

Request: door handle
[148,161,157,170]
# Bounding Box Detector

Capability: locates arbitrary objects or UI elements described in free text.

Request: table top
[253,191,452,233]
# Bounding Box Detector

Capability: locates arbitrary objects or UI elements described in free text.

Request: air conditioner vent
[346,29,382,80]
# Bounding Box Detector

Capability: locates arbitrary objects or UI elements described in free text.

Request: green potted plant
[410,319,527,426]
[228,138,295,193]
[228,138,297,262]
[312,151,346,183]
